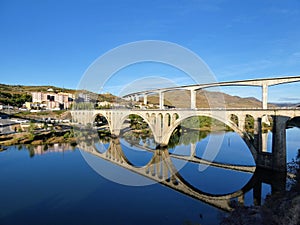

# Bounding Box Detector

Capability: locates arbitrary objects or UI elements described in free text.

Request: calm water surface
[0,127,299,225]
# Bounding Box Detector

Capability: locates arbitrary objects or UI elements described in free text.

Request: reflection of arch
[78,138,285,212]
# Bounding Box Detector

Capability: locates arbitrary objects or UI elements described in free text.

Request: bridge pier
[135,94,140,102]
[256,116,289,172]
[143,94,147,105]
[190,89,197,109]
[159,91,164,109]
[271,115,289,172]
[238,116,245,131]
[262,83,268,109]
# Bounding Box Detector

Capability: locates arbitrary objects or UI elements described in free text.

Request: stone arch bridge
[71,108,300,172]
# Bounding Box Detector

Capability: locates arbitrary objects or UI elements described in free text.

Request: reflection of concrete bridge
[78,139,286,212]
[72,76,300,172]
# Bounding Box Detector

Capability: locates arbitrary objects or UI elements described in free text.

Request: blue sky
[1,0,300,102]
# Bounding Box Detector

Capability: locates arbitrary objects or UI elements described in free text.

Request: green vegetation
[128,114,149,130]
[245,114,255,131]
[97,93,117,102]
[168,129,209,148]
[181,116,227,130]
[0,83,75,94]
[0,91,31,107]
[95,104,111,109]
[14,110,68,121]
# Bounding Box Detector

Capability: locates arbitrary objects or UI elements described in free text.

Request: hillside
[0,83,76,94]
[0,83,119,107]
[0,83,277,109]
[145,90,275,108]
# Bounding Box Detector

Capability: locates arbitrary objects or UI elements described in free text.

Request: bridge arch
[117,112,156,137]
[92,112,112,131]
[163,113,258,161]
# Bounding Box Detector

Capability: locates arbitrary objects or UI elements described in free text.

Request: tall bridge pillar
[238,116,245,131]
[159,91,164,109]
[262,83,268,109]
[271,115,289,172]
[143,94,147,105]
[256,116,289,172]
[190,89,197,109]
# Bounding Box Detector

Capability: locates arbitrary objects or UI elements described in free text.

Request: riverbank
[221,151,300,225]
[0,130,77,146]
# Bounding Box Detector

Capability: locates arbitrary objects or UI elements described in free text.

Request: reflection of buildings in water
[33,143,73,155]
[78,138,286,212]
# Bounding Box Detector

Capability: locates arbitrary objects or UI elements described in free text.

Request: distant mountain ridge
[0,83,76,94]
[146,90,276,108]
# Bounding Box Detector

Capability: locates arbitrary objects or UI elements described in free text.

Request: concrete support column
[159,91,164,109]
[253,118,262,152]
[271,116,289,172]
[135,95,139,102]
[143,94,147,105]
[262,84,268,109]
[156,114,162,140]
[190,89,196,109]
[238,117,245,131]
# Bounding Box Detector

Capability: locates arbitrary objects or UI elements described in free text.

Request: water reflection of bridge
[78,139,286,212]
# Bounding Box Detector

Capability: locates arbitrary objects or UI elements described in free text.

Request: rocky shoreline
[221,150,300,225]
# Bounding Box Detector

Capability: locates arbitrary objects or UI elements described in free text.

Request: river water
[0,127,299,225]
